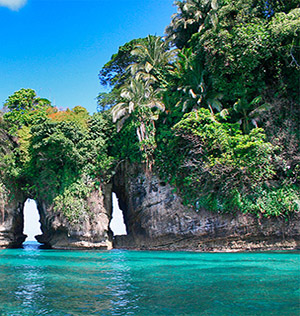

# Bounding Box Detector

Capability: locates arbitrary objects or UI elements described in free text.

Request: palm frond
[111,103,127,123]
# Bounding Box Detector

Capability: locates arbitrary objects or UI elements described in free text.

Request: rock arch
[0,161,299,251]
[0,183,113,249]
[111,161,300,251]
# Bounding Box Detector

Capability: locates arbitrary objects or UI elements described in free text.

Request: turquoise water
[0,242,299,316]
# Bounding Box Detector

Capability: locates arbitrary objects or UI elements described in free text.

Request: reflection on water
[107,251,139,313]
[14,267,46,311]
[22,241,42,250]
[0,247,299,316]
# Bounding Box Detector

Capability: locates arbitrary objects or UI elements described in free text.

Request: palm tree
[111,78,165,134]
[129,35,177,88]
[3,89,52,134]
[165,0,219,49]
[233,95,270,134]
[111,78,165,169]
[169,48,223,114]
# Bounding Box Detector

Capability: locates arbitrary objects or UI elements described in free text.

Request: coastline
[1,236,299,252]
[113,235,300,253]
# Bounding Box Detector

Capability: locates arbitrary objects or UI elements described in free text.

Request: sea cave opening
[23,199,42,243]
[110,193,127,236]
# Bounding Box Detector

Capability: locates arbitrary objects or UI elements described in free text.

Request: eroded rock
[0,181,113,249]
[35,184,113,250]
[113,162,300,251]
[0,187,27,248]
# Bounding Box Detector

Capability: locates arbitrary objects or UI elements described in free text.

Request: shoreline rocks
[112,161,300,252]
[1,160,299,252]
[114,234,299,252]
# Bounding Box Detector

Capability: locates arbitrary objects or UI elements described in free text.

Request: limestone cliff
[1,156,299,251]
[35,184,113,249]
[0,125,27,248]
[0,181,113,249]
[0,187,27,248]
[113,162,300,251]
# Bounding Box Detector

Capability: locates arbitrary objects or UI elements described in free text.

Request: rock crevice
[0,183,113,249]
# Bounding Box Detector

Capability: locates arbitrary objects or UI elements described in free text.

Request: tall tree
[129,35,177,88]
[111,78,165,168]
[168,48,223,113]
[3,88,51,134]
[97,37,152,112]
[98,38,144,89]
[165,0,219,49]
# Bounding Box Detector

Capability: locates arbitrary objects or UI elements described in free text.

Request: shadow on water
[22,241,51,250]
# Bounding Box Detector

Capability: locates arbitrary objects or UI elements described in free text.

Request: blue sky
[0,0,175,114]
[1,0,172,238]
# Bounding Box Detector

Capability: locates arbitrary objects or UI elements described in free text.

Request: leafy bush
[155,108,298,217]
[53,178,94,224]
[239,185,300,218]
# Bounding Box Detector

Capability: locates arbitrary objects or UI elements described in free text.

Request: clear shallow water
[0,242,299,316]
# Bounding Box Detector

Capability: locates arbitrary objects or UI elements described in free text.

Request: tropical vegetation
[1,0,299,221]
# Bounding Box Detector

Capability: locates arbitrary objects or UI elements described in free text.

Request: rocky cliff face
[1,158,299,251]
[0,187,27,248]
[0,182,113,249]
[0,125,27,247]
[35,184,113,249]
[113,162,300,251]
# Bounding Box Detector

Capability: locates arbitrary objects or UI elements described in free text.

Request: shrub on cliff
[1,89,116,223]
[156,108,299,217]
[26,112,115,222]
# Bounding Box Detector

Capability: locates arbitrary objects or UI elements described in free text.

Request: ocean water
[0,242,299,316]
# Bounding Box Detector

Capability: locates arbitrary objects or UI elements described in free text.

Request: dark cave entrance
[110,193,127,236]
[23,199,42,243]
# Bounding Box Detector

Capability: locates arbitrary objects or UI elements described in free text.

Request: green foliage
[167,47,224,113]
[198,2,300,105]
[53,177,95,224]
[165,0,220,49]
[0,111,26,195]
[156,109,297,217]
[4,88,50,112]
[258,97,300,185]
[110,116,142,163]
[238,185,300,218]
[108,36,173,168]
[94,0,299,219]
[24,112,115,222]
[47,106,90,128]
[3,88,51,135]
[129,35,176,88]
[97,91,120,112]
[28,112,114,193]
[1,89,116,223]
[1,0,298,224]
[99,38,145,89]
